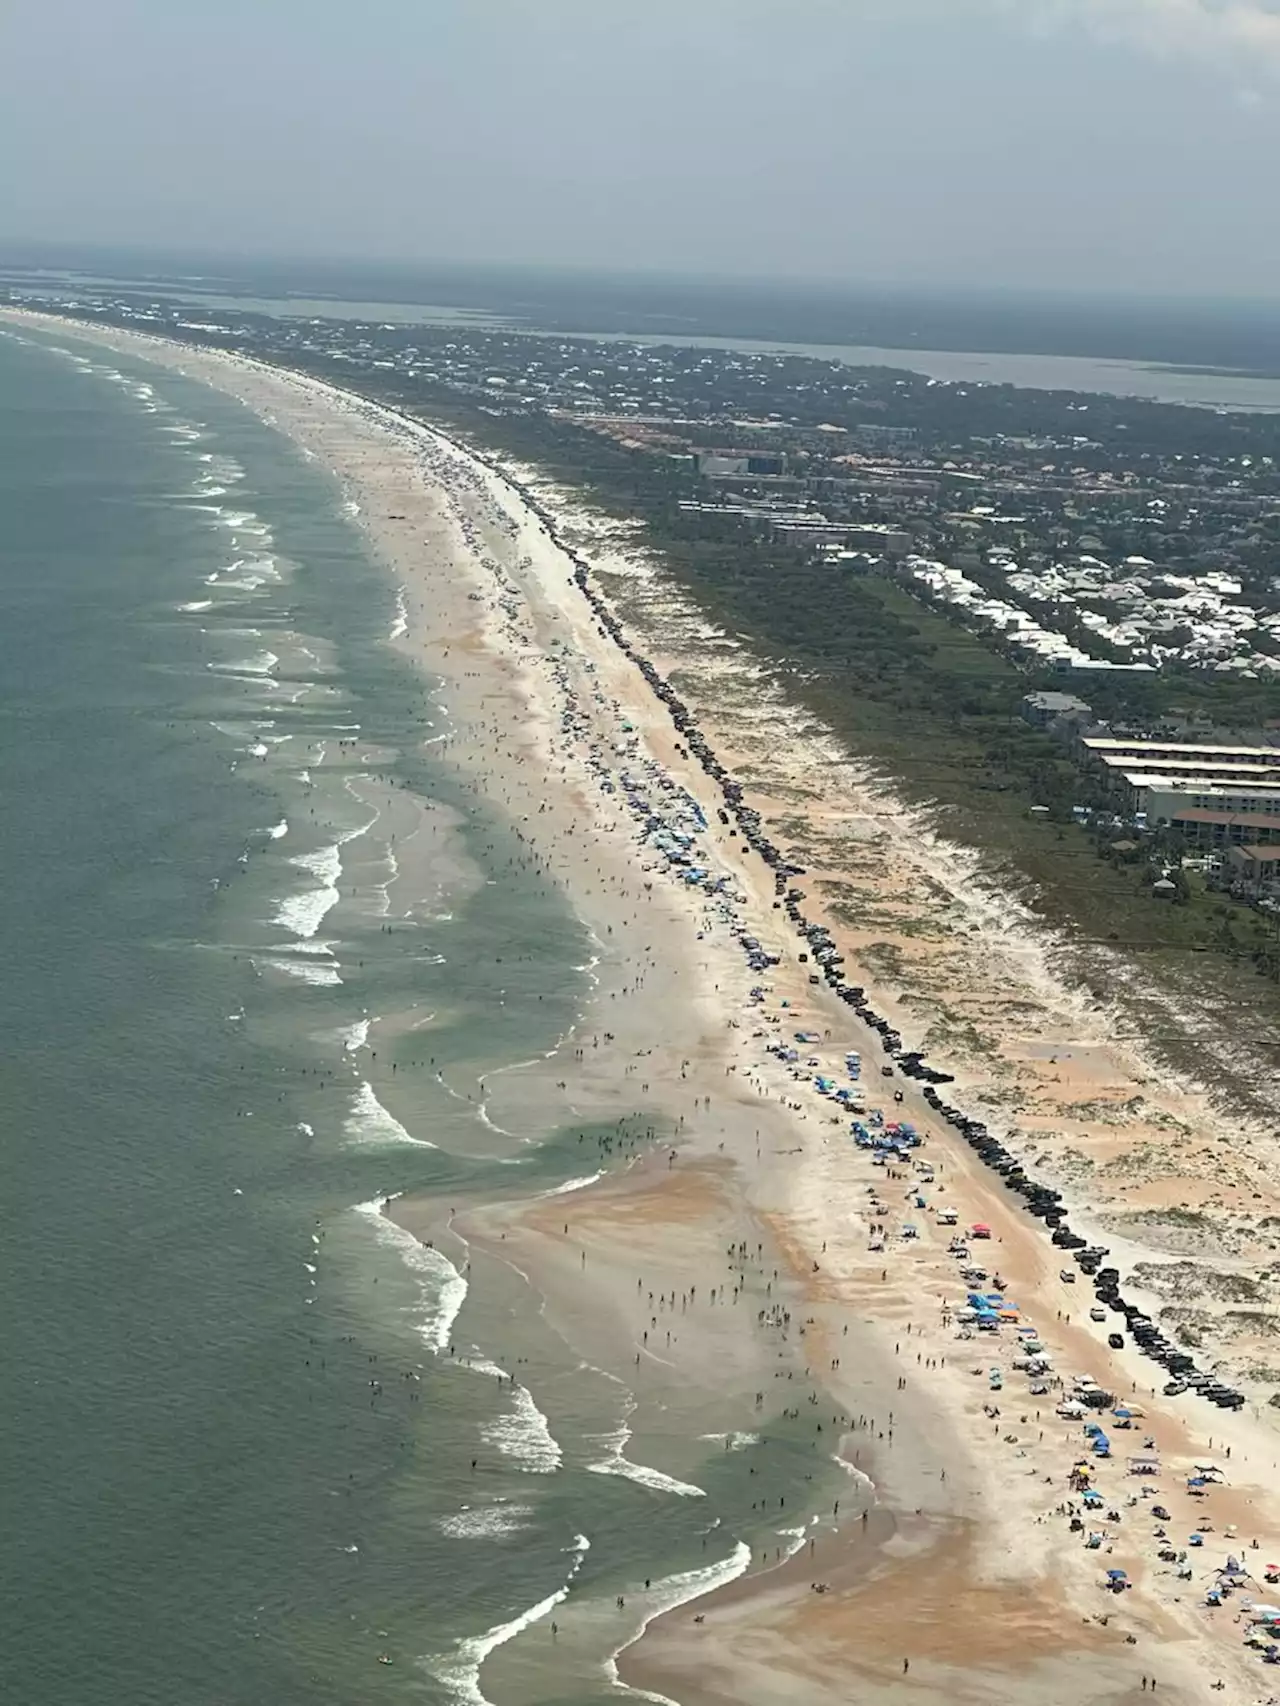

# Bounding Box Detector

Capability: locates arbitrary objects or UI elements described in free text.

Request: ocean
[0,329,838,1704]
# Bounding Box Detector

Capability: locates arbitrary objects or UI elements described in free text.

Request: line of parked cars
[920,1085,1245,1413]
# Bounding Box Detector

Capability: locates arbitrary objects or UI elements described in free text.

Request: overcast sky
[2,0,1279,297]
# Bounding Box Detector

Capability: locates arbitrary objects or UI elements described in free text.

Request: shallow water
[0,329,846,1706]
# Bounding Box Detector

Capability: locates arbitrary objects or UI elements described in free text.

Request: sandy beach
[12,307,1280,1706]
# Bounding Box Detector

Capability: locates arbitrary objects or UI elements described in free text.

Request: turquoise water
[0,331,842,1706]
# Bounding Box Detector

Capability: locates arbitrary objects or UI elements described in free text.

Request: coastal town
[11,276,1280,985]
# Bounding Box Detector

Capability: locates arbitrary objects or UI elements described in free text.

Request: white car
[1090,1306,1107,1323]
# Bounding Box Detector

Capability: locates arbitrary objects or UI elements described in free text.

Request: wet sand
[10,309,1280,1706]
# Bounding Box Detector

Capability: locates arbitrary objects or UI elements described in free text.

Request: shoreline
[10,307,1280,1706]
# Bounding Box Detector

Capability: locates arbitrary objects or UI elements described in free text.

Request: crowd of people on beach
[272,378,1280,1700]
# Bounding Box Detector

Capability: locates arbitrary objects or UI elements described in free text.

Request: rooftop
[1084,737,1280,760]
[1164,807,1280,830]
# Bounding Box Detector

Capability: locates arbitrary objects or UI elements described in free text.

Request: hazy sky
[3,0,1280,296]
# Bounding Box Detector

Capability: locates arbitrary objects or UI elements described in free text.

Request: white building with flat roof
[1082,736,1280,762]
[1142,780,1280,823]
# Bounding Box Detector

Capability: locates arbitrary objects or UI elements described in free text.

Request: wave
[390,584,409,640]
[478,1379,563,1475]
[607,1542,752,1701]
[429,1534,589,1706]
[370,840,399,918]
[344,1079,435,1148]
[212,507,266,532]
[352,1199,466,1351]
[272,804,381,941]
[589,1411,705,1498]
[268,819,288,840]
[699,1431,761,1452]
[274,842,341,939]
[178,599,213,612]
[341,1017,370,1052]
[254,942,343,986]
[437,1503,534,1540]
[541,1171,605,1198]
[208,650,279,678]
[204,552,283,593]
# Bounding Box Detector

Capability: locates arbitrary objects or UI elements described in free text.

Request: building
[841,524,912,557]
[1158,807,1280,849]
[1021,691,1094,732]
[1081,735,1280,810]
[1224,844,1280,898]
[1095,752,1280,787]
[850,424,917,450]
[1082,736,1280,769]
[1144,781,1280,824]
[697,451,788,478]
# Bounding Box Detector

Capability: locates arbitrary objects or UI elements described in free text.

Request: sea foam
[541,1171,605,1198]
[272,808,379,940]
[588,1415,705,1498]
[274,843,341,939]
[606,1541,752,1699]
[476,1375,563,1475]
[430,1534,589,1706]
[344,1080,435,1148]
[390,585,409,640]
[437,1503,534,1540]
[254,941,343,986]
[352,1199,466,1352]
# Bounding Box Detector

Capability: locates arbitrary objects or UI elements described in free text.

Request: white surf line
[344,1079,436,1149]
[539,1171,606,1198]
[273,788,380,942]
[470,1357,563,1474]
[390,583,409,639]
[352,1198,466,1352]
[436,1501,535,1540]
[429,1533,589,1706]
[340,1016,370,1053]
[604,1541,753,1706]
